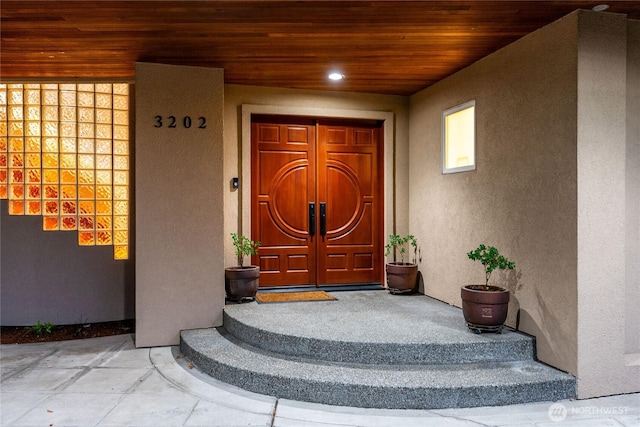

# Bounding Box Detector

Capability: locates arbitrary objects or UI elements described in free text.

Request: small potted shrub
[384,234,418,294]
[225,233,261,302]
[461,244,516,333]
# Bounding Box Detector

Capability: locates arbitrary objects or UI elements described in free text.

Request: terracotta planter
[385,263,418,294]
[461,285,510,333]
[225,266,260,302]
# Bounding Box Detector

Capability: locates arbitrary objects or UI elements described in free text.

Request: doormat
[255,291,337,304]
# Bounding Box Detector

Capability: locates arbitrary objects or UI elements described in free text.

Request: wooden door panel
[252,121,316,287]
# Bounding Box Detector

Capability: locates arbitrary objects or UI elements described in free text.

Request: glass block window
[0,83,130,260]
[442,100,476,174]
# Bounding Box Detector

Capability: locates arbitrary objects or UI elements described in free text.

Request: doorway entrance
[251,115,384,287]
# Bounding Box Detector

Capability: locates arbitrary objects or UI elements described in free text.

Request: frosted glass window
[0,83,129,259]
[442,100,476,174]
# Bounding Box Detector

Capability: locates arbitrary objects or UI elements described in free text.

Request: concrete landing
[180,291,576,409]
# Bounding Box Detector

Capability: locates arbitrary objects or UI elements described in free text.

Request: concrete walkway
[1,334,638,427]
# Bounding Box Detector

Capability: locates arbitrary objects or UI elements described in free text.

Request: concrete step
[180,327,576,409]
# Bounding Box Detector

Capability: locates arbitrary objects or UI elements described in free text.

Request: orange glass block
[96,185,111,200]
[44,200,58,214]
[78,231,95,245]
[96,170,111,184]
[0,106,5,122]
[60,122,76,138]
[96,109,111,124]
[114,201,128,215]
[114,171,128,185]
[79,201,94,214]
[27,107,41,121]
[9,121,24,136]
[78,185,94,199]
[61,216,77,230]
[114,230,128,245]
[0,123,6,137]
[60,91,76,106]
[43,153,58,167]
[96,94,112,109]
[9,138,23,152]
[43,90,58,106]
[113,84,128,95]
[62,200,76,214]
[27,154,41,167]
[114,215,128,230]
[43,106,58,121]
[26,138,40,152]
[78,83,94,92]
[27,169,41,183]
[78,139,94,153]
[43,123,58,137]
[78,91,94,107]
[61,170,76,183]
[60,106,76,122]
[10,184,23,198]
[60,154,76,168]
[44,185,58,199]
[113,140,128,155]
[78,123,94,137]
[113,125,128,141]
[0,137,7,151]
[0,154,6,167]
[43,136,58,150]
[25,90,40,105]
[43,216,58,230]
[79,216,94,230]
[11,153,23,167]
[96,140,111,154]
[27,185,40,199]
[10,169,23,183]
[9,200,24,215]
[0,170,6,183]
[113,111,128,126]
[113,95,128,111]
[114,245,128,260]
[96,215,111,230]
[44,170,58,183]
[60,185,76,199]
[27,200,41,215]
[78,170,93,184]
[96,84,111,94]
[113,186,128,200]
[97,230,112,245]
[0,185,7,198]
[97,201,111,214]
[96,155,111,170]
[78,154,94,169]
[96,124,111,139]
[113,156,128,170]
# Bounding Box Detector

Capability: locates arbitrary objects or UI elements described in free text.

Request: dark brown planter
[225,266,260,302]
[461,285,510,333]
[386,263,419,294]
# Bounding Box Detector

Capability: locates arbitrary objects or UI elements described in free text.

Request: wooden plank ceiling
[2,1,639,95]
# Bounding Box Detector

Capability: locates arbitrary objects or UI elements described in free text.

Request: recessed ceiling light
[328,72,344,81]
[592,4,609,11]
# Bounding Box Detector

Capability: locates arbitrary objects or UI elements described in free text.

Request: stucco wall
[409,12,579,375]
[135,63,225,347]
[576,12,640,398]
[223,85,410,270]
[0,200,134,325]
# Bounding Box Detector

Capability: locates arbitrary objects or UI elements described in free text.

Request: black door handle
[320,202,326,236]
[309,202,315,236]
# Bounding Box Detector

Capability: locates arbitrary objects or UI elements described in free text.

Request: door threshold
[257,283,385,294]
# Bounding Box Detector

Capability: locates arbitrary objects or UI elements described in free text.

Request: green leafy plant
[231,233,261,267]
[28,320,54,335]
[385,234,418,264]
[467,244,516,289]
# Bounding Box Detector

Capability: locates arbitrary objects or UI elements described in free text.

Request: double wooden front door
[251,116,383,287]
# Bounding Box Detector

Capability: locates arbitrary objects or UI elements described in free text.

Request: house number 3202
[154,115,207,129]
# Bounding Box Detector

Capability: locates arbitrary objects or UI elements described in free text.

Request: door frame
[240,104,395,272]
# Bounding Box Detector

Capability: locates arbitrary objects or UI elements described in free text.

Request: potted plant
[461,244,516,333]
[384,234,419,294]
[225,233,261,302]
